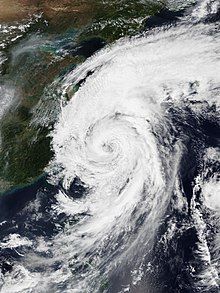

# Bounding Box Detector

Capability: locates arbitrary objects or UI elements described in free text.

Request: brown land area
[0,0,94,25]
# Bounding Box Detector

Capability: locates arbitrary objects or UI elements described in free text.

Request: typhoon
[0,0,220,292]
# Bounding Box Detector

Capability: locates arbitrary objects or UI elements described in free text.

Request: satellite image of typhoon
[0,0,219,292]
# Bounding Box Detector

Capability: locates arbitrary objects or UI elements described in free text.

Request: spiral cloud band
[48,21,220,292]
